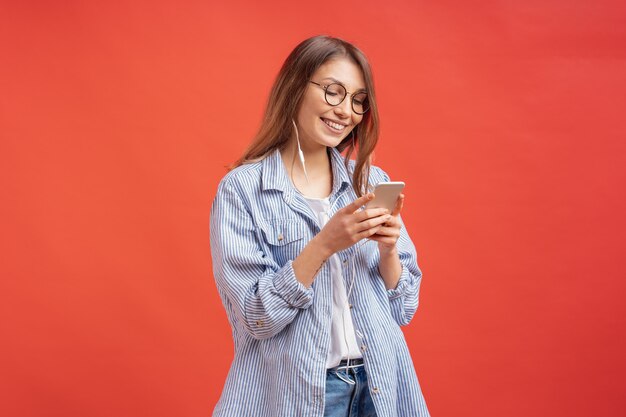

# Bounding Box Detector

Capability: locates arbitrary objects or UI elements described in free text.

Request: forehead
[312,58,366,91]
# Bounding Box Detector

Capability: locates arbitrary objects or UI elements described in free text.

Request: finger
[356,224,385,240]
[368,233,398,245]
[371,226,400,238]
[354,207,389,222]
[371,226,390,236]
[391,194,405,217]
[367,234,388,243]
[342,193,374,214]
[355,214,391,233]
[379,215,400,227]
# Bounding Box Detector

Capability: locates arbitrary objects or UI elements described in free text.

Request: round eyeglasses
[309,81,370,115]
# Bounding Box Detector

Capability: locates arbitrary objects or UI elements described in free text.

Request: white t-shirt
[302,195,363,368]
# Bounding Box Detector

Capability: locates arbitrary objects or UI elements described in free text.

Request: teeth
[323,118,345,130]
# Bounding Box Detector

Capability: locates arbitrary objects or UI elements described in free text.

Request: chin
[317,136,345,149]
[316,129,349,147]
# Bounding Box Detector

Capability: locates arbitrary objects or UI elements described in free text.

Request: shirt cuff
[386,264,409,300]
[273,260,314,309]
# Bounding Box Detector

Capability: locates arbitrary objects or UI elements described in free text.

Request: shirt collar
[261,147,353,195]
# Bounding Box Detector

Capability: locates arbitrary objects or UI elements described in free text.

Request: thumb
[342,192,374,214]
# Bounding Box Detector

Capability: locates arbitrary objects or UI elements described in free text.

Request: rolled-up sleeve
[385,215,423,326]
[370,167,424,327]
[210,178,313,340]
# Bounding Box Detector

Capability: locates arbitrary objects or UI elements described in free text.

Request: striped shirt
[210,147,430,417]
[302,195,363,368]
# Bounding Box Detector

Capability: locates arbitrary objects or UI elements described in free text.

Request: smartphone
[365,181,405,212]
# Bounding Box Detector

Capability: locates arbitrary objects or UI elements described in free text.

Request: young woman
[210,35,429,417]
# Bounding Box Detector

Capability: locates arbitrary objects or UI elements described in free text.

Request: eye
[325,83,345,97]
[353,92,368,106]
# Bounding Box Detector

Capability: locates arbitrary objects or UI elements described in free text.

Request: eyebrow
[321,77,367,92]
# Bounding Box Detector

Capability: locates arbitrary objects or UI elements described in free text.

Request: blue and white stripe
[210,147,429,416]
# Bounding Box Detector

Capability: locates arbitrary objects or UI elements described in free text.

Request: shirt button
[360,345,367,352]
[372,387,380,394]
[255,320,264,327]
[349,304,354,309]
[277,233,284,241]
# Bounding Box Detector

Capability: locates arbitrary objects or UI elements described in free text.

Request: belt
[337,358,364,368]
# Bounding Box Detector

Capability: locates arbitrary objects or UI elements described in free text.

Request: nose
[333,96,352,119]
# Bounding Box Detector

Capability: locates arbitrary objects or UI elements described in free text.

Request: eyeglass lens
[325,83,369,114]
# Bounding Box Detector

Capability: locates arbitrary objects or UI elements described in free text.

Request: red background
[2,1,625,416]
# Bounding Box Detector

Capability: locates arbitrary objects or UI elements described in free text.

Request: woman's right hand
[292,193,390,287]
[316,193,391,257]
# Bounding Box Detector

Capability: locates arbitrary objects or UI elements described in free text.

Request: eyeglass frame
[308,80,370,115]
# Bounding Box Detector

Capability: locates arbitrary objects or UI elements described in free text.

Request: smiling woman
[210,35,429,417]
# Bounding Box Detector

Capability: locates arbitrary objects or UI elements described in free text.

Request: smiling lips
[322,117,347,132]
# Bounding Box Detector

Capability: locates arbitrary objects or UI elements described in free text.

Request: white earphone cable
[291,119,309,184]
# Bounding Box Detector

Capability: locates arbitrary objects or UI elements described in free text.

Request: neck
[281,141,333,198]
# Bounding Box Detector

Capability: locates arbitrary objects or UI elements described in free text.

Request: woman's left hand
[368,194,404,253]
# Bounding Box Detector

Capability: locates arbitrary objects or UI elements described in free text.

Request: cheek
[297,97,323,123]
[295,103,311,126]
[352,115,364,127]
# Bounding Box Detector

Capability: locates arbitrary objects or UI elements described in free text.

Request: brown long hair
[233,35,380,197]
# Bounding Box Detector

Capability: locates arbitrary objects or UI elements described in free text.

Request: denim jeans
[324,364,377,417]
